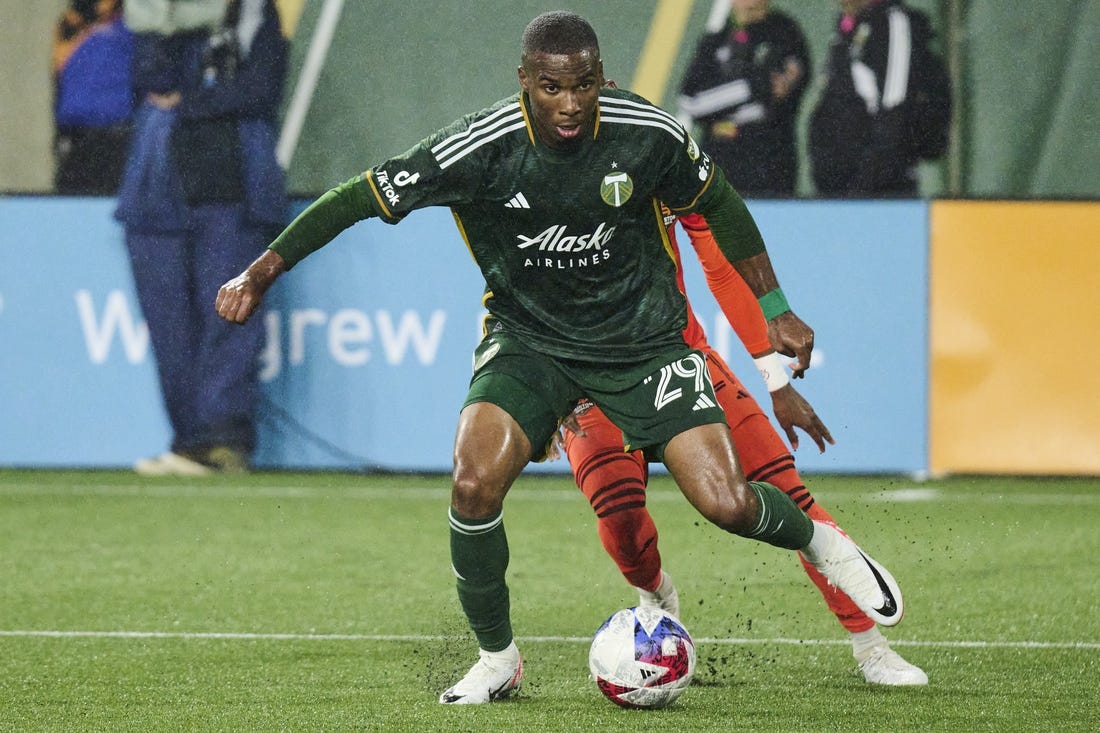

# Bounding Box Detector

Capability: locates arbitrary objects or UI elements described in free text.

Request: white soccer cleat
[857,644,929,686]
[133,451,212,477]
[637,570,681,620]
[802,521,903,627]
[439,644,523,704]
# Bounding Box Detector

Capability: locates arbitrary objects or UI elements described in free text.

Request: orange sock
[565,406,662,591]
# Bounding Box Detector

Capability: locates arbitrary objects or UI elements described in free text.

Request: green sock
[448,507,512,652]
[745,481,814,550]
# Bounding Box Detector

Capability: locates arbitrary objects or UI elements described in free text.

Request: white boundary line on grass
[1,629,1097,650]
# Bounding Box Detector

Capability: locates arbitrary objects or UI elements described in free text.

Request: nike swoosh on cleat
[859,550,899,618]
[489,665,523,701]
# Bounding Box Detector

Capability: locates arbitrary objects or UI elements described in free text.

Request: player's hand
[767,311,813,378]
[545,411,587,461]
[545,430,565,461]
[560,411,585,438]
[215,250,286,324]
[215,272,265,324]
[769,383,834,453]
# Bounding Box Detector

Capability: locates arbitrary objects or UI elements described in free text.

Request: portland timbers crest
[600,171,634,207]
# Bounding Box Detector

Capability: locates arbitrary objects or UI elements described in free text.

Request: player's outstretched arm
[695,181,815,376]
[216,173,380,324]
[678,213,831,451]
[717,244,814,378]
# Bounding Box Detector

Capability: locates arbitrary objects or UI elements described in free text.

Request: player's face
[518,49,604,150]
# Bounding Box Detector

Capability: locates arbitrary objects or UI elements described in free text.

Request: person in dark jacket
[115,0,288,474]
[809,0,934,196]
[52,0,135,194]
[677,0,810,197]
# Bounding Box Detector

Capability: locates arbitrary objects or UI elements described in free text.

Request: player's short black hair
[521,11,600,60]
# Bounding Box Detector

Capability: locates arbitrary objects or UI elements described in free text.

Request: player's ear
[518,64,529,92]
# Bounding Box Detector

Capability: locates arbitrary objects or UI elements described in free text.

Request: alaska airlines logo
[600,172,633,207]
[518,223,616,269]
[516,223,616,252]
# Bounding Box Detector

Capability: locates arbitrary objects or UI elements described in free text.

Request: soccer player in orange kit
[561,209,928,685]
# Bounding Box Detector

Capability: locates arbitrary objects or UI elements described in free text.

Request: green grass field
[2,470,1098,732]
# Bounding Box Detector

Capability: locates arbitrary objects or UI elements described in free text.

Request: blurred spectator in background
[52,0,134,195]
[809,0,951,197]
[114,0,288,475]
[677,0,810,197]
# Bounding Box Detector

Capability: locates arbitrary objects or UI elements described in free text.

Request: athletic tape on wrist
[758,288,791,320]
[753,352,790,392]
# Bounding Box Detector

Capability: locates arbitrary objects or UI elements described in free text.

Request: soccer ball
[588,606,696,708]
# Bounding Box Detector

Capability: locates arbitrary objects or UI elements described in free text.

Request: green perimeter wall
[281,0,940,196]
[3,0,1099,198]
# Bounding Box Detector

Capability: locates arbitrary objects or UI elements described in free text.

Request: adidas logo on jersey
[692,393,716,411]
[505,192,530,209]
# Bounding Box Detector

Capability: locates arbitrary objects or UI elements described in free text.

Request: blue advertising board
[678,200,928,474]
[0,197,927,473]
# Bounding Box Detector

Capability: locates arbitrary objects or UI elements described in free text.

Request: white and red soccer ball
[588,606,696,708]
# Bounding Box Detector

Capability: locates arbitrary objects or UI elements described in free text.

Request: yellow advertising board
[930,201,1100,474]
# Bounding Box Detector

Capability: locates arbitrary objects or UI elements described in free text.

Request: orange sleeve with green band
[269,173,386,268]
[679,213,772,356]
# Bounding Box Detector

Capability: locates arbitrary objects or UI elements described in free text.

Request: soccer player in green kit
[216,11,906,704]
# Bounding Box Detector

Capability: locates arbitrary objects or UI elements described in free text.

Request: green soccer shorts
[462,330,728,462]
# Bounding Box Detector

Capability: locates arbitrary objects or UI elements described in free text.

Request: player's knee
[697,479,757,534]
[451,464,506,517]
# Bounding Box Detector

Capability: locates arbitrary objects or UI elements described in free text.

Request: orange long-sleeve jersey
[665,209,773,357]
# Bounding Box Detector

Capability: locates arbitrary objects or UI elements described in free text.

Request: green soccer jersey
[276,87,729,363]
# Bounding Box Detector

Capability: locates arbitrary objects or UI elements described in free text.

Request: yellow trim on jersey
[653,198,677,264]
[593,101,602,139]
[451,210,479,264]
[364,170,394,219]
[668,161,716,213]
[518,93,537,146]
[451,210,496,317]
